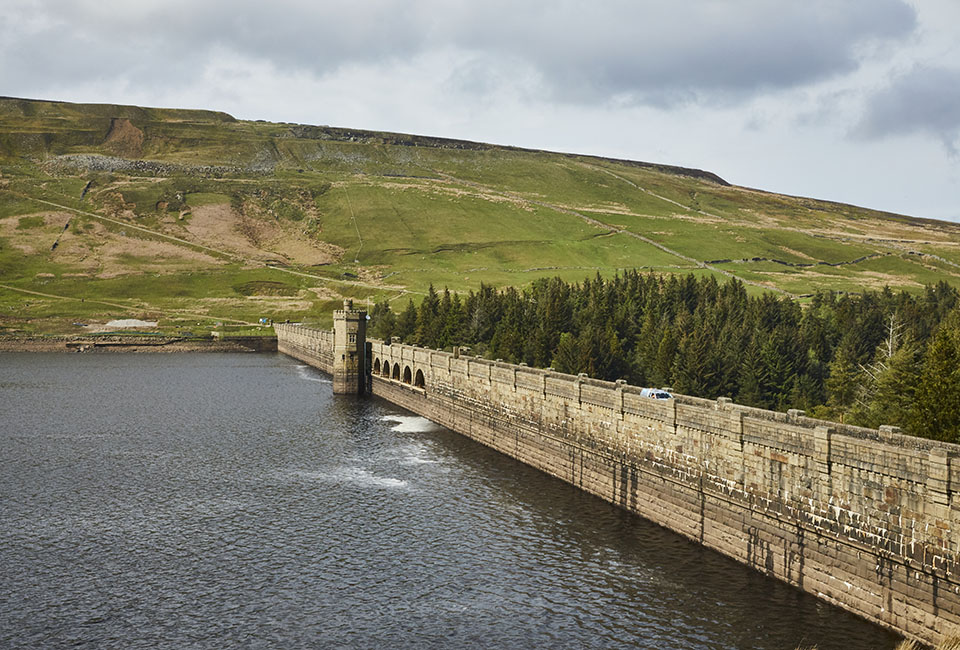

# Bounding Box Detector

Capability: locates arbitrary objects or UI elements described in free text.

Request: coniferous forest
[368,272,960,443]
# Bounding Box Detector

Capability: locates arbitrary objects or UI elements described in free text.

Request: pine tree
[737,334,765,407]
[671,324,720,397]
[634,293,663,378]
[910,310,960,442]
[760,328,797,411]
[415,284,441,346]
[849,314,914,429]
[825,340,861,423]
[851,341,921,430]
[650,328,677,388]
[368,300,396,341]
[552,332,583,375]
[395,299,418,341]
[441,292,465,348]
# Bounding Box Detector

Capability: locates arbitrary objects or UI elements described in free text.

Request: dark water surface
[0,353,900,649]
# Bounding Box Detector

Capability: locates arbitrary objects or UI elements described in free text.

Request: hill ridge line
[1,95,729,187]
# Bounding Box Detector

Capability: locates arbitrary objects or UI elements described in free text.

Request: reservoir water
[0,353,901,649]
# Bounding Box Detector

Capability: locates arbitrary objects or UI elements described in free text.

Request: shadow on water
[364,393,901,650]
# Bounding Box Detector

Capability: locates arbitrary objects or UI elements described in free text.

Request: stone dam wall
[275,323,960,645]
[276,324,334,373]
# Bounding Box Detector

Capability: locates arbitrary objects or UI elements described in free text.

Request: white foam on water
[397,442,439,466]
[400,454,437,466]
[296,365,331,384]
[349,468,408,489]
[289,467,408,489]
[380,415,441,433]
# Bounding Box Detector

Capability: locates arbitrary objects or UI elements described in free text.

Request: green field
[2,96,960,335]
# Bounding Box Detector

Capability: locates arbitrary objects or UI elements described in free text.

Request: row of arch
[373,358,425,388]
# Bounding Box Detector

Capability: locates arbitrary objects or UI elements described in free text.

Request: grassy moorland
[1,96,960,336]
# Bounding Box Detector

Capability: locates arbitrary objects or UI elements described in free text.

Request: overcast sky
[3,0,959,221]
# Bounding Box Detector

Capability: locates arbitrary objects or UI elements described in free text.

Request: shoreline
[0,335,278,353]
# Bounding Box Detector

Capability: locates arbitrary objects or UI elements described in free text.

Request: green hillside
[2,96,960,335]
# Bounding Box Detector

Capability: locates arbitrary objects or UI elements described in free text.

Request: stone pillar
[927,449,952,523]
[576,373,587,405]
[333,299,367,394]
[813,425,834,501]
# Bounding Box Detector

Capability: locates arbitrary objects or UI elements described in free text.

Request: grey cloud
[1,0,917,108]
[0,0,430,92]
[444,58,508,99]
[856,65,960,154]
[462,0,917,105]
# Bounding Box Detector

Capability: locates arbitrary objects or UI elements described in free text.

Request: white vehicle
[640,388,673,400]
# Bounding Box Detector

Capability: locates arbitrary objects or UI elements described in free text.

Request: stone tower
[332,299,367,394]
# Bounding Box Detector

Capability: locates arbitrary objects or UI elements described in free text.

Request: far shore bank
[0,335,278,353]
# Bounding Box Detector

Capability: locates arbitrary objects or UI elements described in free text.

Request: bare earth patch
[102,118,145,158]
[262,232,342,266]
[95,232,226,278]
[0,211,71,255]
[306,286,342,300]
[185,202,343,266]
[39,218,223,278]
[185,204,275,260]
[755,268,922,290]
[0,213,226,278]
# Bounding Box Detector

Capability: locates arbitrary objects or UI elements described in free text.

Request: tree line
[368,272,960,443]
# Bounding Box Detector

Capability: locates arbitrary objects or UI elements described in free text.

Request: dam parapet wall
[275,323,334,373]
[278,324,960,644]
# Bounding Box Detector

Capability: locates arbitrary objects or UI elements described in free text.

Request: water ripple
[0,352,901,650]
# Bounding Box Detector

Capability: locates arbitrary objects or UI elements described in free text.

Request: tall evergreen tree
[369,300,396,341]
[737,334,765,407]
[415,284,441,345]
[395,299,418,341]
[650,328,678,388]
[911,310,960,442]
[672,324,720,397]
[552,332,584,375]
[850,341,921,431]
[440,292,465,348]
[825,338,861,423]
